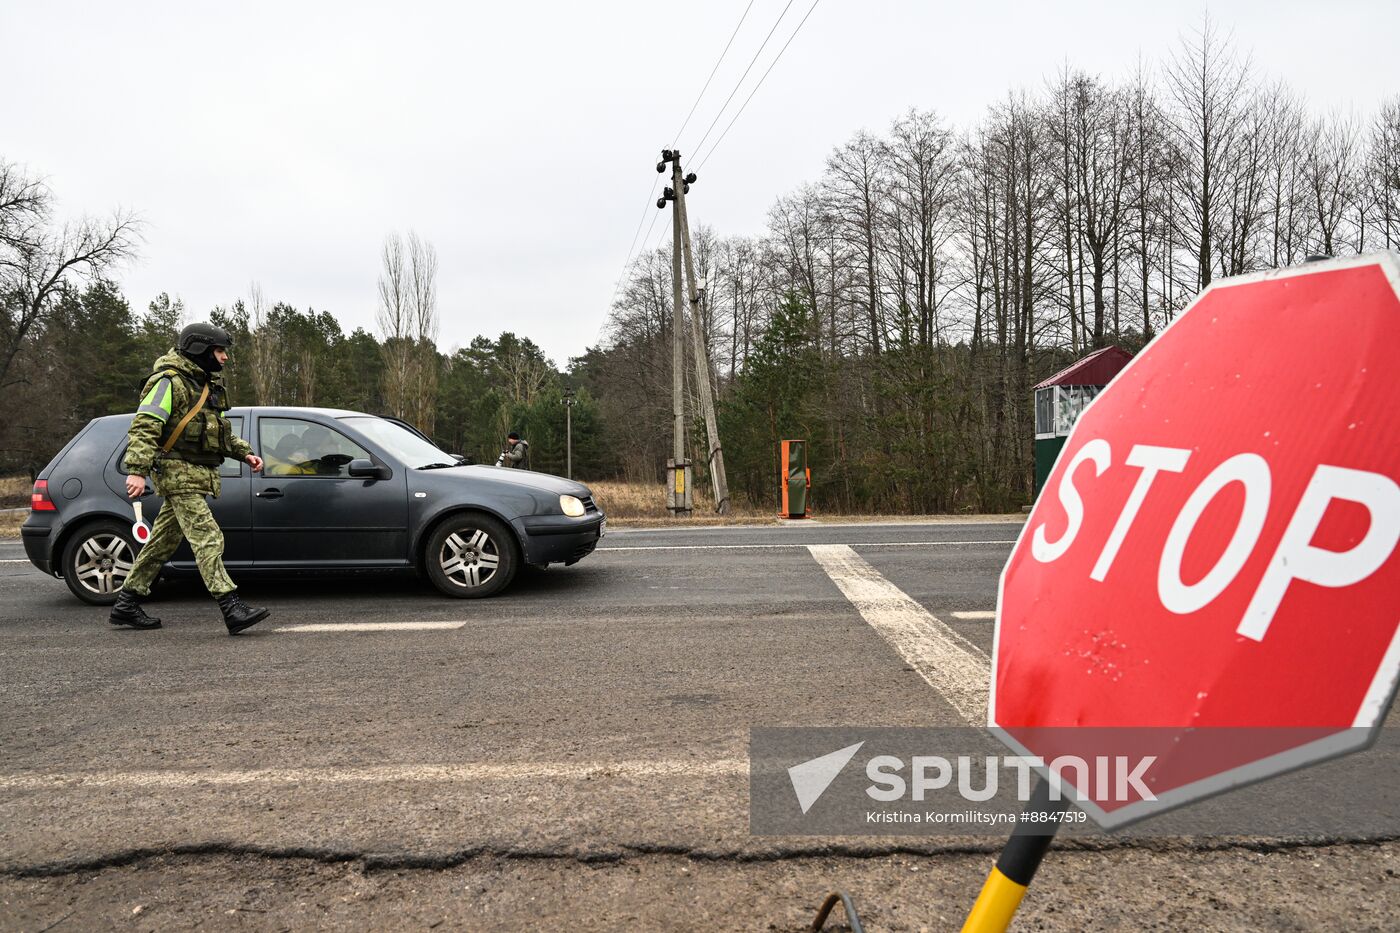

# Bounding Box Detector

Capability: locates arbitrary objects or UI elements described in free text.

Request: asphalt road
[0,521,1395,931]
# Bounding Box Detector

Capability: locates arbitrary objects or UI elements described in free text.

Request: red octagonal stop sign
[992,253,1400,827]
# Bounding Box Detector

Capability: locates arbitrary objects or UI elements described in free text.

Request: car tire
[423,513,518,599]
[62,519,139,606]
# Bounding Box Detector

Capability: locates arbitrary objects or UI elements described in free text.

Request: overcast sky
[3,1,1395,367]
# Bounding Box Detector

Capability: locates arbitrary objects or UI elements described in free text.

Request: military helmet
[178,322,233,356]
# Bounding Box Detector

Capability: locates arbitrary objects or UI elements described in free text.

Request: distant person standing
[498,431,529,469]
[108,322,271,635]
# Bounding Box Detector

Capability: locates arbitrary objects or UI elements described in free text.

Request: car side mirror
[453,453,472,465]
[348,458,391,481]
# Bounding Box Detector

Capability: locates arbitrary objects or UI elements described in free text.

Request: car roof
[92,406,378,423]
[233,406,369,418]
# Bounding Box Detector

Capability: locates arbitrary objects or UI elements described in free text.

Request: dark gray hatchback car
[22,407,605,604]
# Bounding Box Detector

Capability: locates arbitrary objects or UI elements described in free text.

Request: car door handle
[256,488,284,500]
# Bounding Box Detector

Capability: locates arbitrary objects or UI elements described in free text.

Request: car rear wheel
[424,513,518,598]
[62,520,137,605]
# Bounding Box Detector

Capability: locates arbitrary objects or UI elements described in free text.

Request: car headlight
[560,495,586,517]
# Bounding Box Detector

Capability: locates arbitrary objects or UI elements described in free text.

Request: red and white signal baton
[131,501,151,546]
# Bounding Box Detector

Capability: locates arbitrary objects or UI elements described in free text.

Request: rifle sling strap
[161,381,210,454]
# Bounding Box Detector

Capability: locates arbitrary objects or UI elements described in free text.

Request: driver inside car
[298,425,338,475]
[266,433,315,476]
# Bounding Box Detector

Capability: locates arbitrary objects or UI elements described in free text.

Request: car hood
[427,465,592,498]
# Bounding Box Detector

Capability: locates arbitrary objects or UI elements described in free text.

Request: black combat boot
[217,589,270,635]
[109,590,162,629]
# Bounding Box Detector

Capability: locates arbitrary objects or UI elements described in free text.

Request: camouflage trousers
[122,493,236,597]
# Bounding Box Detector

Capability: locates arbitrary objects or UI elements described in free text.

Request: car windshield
[339,416,455,469]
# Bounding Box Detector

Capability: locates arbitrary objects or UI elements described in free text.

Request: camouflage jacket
[501,440,529,468]
[123,350,254,496]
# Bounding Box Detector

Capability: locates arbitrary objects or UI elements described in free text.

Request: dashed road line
[275,621,468,633]
[951,611,997,620]
[0,759,749,791]
[807,544,990,723]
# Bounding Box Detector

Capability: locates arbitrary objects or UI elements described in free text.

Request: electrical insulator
[683,184,690,194]
[657,198,667,209]
[656,162,666,173]
[685,173,697,184]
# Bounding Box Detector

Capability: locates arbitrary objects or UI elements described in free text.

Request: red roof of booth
[1034,345,1134,390]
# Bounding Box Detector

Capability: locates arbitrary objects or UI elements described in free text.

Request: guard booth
[1033,346,1133,496]
[779,439,810,518]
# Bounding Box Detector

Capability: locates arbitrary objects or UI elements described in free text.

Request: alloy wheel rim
[439,528,500,588]
[74,533,134,596]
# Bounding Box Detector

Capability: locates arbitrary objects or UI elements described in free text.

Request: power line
[612,206,673,314]
[606,181,663,314]
[607,2,757,318]
[685,0,797,159]
[695,0,824,173]
[671,0,756,148]
[638,202,669,262]
[608,0,795,319]
[621,180,662,273]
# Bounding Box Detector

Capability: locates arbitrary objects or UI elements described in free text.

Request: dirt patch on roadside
[0,842,1393,931]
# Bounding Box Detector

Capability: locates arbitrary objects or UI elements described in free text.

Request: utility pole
[658,151,691,515]
[669,153,731,514]
[563,387,575,479]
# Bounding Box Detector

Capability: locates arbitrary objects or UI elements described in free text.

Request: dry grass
[584,480,777,527]
[584,479,1029,529]
[0,511,25,539]
[0,475,30,538]
[0,474,30,509]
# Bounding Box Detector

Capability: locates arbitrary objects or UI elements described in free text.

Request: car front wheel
[424,513,518,598]
[62,520,137,605]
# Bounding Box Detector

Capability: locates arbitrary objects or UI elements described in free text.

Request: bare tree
[0,159,139,389]
[376,233,413,420]
[1259,84,1309,268]
[1302,113,1359,257]
[405,232,440,433]
[246,283,277,404]
[1213,87,1270,278]
[1164,15,1251,289]
[1123,62,1176,338]
[1362,98,1400,251]
[826,131,889,356]
[0,160,46,254]
[1051,71,1132,349]
[882,109,959,349]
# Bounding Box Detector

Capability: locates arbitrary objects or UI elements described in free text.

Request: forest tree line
[590,21,1400,512]
[4,20,1398,512]
[0,275,603,479]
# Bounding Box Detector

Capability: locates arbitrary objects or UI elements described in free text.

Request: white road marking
[807,544,990,724]
[275,621,467,633]
[605,519,1025,534]
[951,611,997,620]
[600,540,1016,552]
[0,559,32,564]
[0,759,749,791]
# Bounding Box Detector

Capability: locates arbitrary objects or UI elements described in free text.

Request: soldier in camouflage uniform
[108,322,271,634]
[498,432,529,469]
